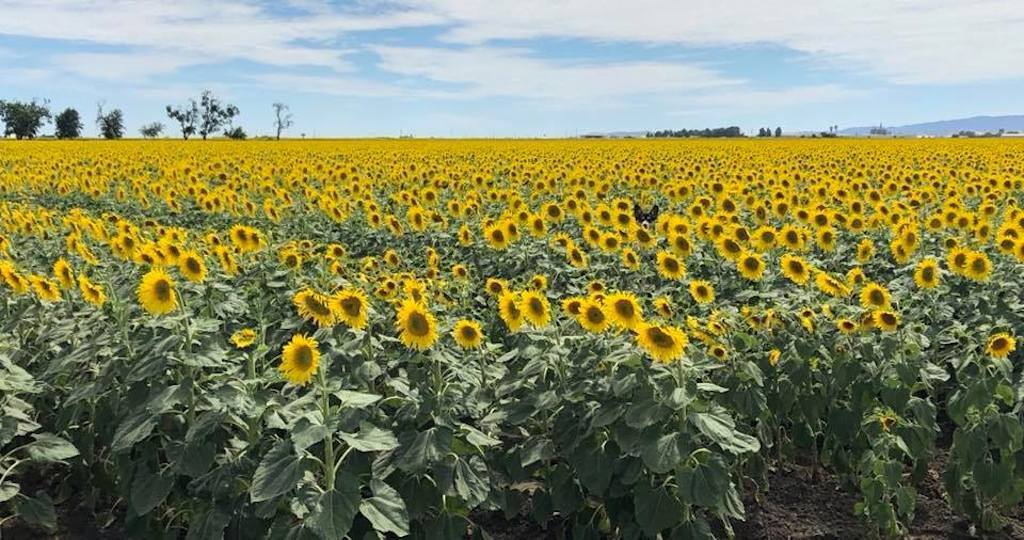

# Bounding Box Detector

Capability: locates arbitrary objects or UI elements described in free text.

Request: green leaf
[111,413,158,453]
[0,416,17,447]
[307,472,361,539]
[0,481,20,503]
[640,432,686,474]
[250,439,306,502]
[677,452,731,508]
[339,422,400,453]
[360,479,410,536]
[16,492,57,532]
[634,483,682,537]
[186,508,231,540]
[689,410,760,454]
[131,466,175,516]
[454,456,490,506]
[333,389,382,409]
[399,427,453,472]
[25,433,79,463]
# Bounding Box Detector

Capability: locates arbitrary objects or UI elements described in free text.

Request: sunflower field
[1,138,1024,538]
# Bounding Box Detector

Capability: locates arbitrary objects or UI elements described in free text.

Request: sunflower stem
[318,364,336,491]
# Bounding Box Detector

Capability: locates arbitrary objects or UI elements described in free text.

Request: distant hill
[840,115,1024,136]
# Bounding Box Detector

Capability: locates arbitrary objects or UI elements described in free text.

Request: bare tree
[197,90,239,140]
[273,102,293,140]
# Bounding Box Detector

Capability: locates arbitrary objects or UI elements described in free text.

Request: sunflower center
[154,280,171,302]
[881,313,897,326]
[614,299,634,319]
[970,258,986,273]
[460,326,478,340]
[186,258,201,274]
[663,258,679,272]
[407,312,430,336]
[293,345,313,369]
[921,267,934,281]
[743,257,760,271]
[585,306,605,325]
[340,297,362,316]
[992,337,1008,351]
[646,327,674,348]
[528,297,545,316]
[869,290,885,305]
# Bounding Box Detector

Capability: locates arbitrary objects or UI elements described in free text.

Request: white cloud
[0,0,439,79]
[406,0,1024,85]
[371,46,741,99]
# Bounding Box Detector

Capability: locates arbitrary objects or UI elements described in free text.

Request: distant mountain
[840,115,1024,136]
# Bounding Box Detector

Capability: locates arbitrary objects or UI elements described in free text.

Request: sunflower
[452,264,469,280]
[859,282,891,310]
[653,296,673,318]
[53,258,75,289]
[485,277,508,297]
[768,349,781,367]
[965,251,992,282]
[231,328,258,349]
[872,310,900,332]
[333,288,369,330]
[294,289,337,327]
[138,268,177,315]
[561,296,585,316]
[279,334,320,386]
[688,280,715,304]
[780,254,811,285]
[856,239,875,263]
[396,298,438,350]
[178,251,207,283]
[606,291,644,330]
[736,252,765,281]
[814,272,851,298]
[484,223,511,250]
[985,332,1016,358]
[636,322,688,363]
[709,344,728,361]
[520,290,551,328]
[78,274,106,307]
[530,274,548,290]
[452,319,484,349]
[946,246,971,275]
[498,291,525,331]
[913,258,940,289]
[31,276,62,302]
[656,251,686,281]
[621,248,641,271]
[836,318,859,334]
[577,298,610,333]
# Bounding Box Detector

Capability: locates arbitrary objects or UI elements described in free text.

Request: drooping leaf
[250,439,306,502]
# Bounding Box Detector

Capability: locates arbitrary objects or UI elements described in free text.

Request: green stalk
[318,365,336,491]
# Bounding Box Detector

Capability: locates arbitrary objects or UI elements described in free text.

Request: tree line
[646,126,747,138]
[0,90,293,140]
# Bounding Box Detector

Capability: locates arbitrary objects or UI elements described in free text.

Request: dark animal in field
[633,204,660,227]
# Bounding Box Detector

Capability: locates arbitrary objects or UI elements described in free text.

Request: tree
[224,126,247,140]
[197,90,239,140]
[54,107,83,139]
[96,103,125,139]
[166,99,199,140]
[272,102,293,140]
[0,99,51,139]
[139,122,164,138]
[774,126,782,137]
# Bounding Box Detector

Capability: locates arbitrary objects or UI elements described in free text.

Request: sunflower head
[396,299,438,351]
[520,290,551,328]
[986,332,1017,358]
[138,268,177,315]
[636,322,688,363]
[231,328,258,349]
[280,334,320,385]
[452,319,484,349]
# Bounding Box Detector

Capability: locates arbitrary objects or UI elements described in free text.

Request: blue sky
[2,0,1022,137]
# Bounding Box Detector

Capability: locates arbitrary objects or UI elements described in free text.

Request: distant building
[1001,131,1024,137]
